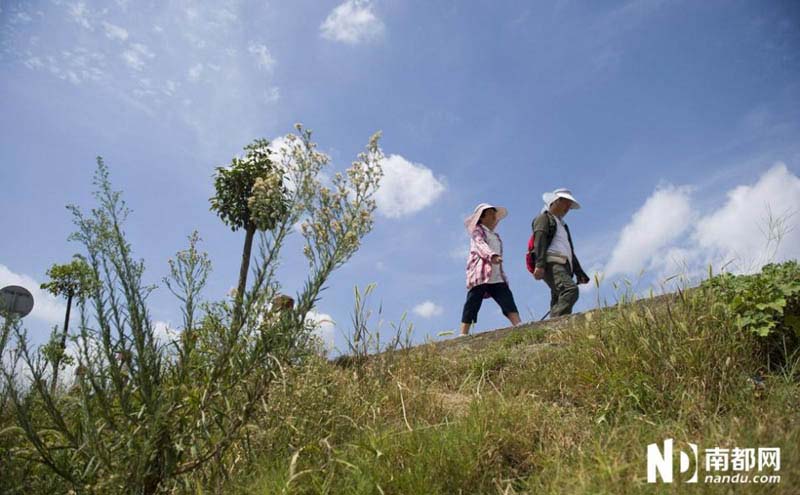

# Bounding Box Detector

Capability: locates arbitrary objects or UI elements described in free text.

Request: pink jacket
[465,225,508,291]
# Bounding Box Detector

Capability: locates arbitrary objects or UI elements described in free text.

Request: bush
[702,261,800,366]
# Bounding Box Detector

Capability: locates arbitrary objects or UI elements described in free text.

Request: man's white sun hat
[542,188,581,210]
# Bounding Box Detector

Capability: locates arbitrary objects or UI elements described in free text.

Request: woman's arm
[470,227,497,260]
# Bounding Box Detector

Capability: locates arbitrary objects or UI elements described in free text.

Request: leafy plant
[2,125,383,494]
[702,261,800,338]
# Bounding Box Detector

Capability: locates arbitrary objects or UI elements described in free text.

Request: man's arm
[564,223,590,284]
[572,255,590,284]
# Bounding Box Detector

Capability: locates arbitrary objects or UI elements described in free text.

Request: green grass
[3,264,798,494]
[224,271,800,494]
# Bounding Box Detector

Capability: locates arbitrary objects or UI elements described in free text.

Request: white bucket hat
[542,188,581,210]
[464,203,508,232]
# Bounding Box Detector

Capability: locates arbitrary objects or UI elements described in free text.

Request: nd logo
[647,438,699,483]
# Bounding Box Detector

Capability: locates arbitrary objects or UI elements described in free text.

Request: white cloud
[645,245,707,286]
[604,163,800,280]
[267,134,295,155]
[163,79,178,96]
[320,0,385,44]
[102,21,129,41]
[604,185,694,277]
[122,43,154,71]
[268,134,329,194]
[153,320,180,347]
[267,134,305,192]
[263,86,280,104]
[0,264,66,326]
[215,7,238,25]
[65,71,80,84]
[24,57,44,69]
[122,51,145,71]
[375,154,446,218]
[6,0,284,151]
[692,163,800,272]
[187,63,204,81]
[67,2,93,30]
[185,6,199,21]
[11,11,33,24]
[305,310,335,353]
[413,301,443,318]
[248,42,276,71]
[23,48,107,85]
[131,43,153,58]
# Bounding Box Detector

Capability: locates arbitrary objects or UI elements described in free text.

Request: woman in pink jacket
[460,203,521,336]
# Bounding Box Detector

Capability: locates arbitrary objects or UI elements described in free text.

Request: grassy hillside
[229,265,800,494]
[2,263,798,494]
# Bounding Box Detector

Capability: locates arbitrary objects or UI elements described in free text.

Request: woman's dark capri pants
[461,282,519,324]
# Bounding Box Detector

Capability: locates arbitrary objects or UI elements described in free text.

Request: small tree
[210,140,288,329]
[40,255,98,392]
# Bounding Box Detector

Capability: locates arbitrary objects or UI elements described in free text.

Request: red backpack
[525,212,557,274]
[525,234,537,274]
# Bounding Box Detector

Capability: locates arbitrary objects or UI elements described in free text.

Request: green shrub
[703,261,800,337]
[702,261,800,366]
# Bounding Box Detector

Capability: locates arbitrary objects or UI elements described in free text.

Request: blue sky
[2,0,799,354]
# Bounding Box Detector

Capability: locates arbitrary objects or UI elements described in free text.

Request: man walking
[531,188,590,317]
